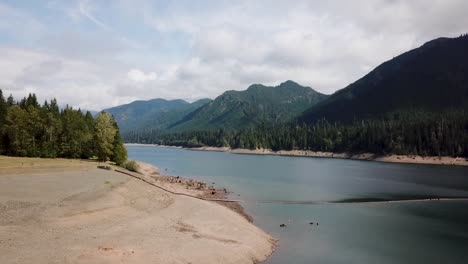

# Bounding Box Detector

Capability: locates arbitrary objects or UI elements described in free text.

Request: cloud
[127,69,157,82]
[0,47,118,109]
[16,59,63,85]
[1,0,467,110]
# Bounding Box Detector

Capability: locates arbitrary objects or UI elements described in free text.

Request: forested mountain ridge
[168,80,328,131]
[126,109,468,157]
[298,35,468,123]
[124,35,468,157]
[103,98,211,133]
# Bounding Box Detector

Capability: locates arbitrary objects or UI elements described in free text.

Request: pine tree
[0,89,8,154]
[4,106,29,156]
[0,89,6,126]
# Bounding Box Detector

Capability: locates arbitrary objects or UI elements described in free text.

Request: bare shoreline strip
[125,143,468,167]
[114,168,240,203]
[131,161,256,222]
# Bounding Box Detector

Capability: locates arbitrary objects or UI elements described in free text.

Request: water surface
[128,146,468,264]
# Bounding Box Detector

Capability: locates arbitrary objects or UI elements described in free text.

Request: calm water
[127,146,468,264]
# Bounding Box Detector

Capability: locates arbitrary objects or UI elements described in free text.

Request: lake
[127,145,468,264]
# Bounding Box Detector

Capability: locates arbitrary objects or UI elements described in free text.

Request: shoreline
[125,143,468,167]
[0,156,276,264]
[133,161,255,222]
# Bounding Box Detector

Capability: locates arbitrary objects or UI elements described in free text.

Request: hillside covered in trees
[107,80,327,134]
[126,110,468,157]
[123,35,468,158]
[0,90,127,165]
[168,80,328,131]
[104,98,212,133]
[298,34,468,123]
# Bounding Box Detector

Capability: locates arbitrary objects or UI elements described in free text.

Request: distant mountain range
[106,35,468,135]
[298,35,468,123]
[103,98,211,133]
[104,80,327,133]
[168,80,327,131]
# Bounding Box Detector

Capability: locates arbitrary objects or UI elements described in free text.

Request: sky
[0,0,467,110]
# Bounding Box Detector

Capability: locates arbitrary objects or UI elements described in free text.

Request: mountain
[299,35,468,123]
[104,98,211,133]
[169,80,328,131]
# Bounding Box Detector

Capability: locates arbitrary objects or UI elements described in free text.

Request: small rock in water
[280,224,286,227]
[309,222,314,225]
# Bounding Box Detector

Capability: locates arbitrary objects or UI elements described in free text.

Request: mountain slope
[104,98,211,133]
[170,80,328,131]
[299,35,468,123]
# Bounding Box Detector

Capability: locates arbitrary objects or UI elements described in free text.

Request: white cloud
[16,59,63,85]
[0,47,123,110]
[127,69,157,82]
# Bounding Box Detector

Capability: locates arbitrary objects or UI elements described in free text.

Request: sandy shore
[0,156,275,264]
[126,143,468,166]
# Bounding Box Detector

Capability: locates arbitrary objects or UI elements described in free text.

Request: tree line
[0,89,127,165]
[124,109,468,157]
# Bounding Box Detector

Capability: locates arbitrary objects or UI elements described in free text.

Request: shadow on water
[253,194,468,205]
